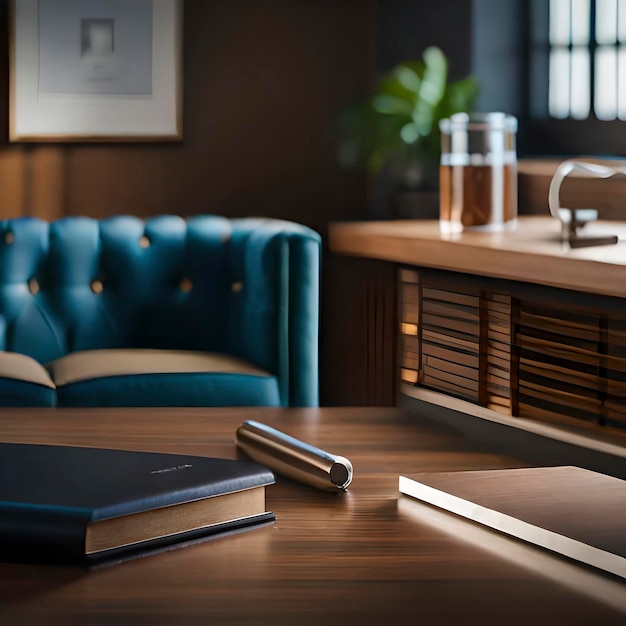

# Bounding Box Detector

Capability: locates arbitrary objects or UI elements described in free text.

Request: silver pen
[235,420,353,492]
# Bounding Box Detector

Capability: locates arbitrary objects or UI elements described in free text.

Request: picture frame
[9,0,183,142]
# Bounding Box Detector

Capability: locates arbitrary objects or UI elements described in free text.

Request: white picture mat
[10,0,182,140]
[38,0,153,96]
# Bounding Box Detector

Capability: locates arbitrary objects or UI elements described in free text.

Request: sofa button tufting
[180,278,193,293]
[231,281,243,293]
[4,232,14,245]
[91,280,104,294]
[28,278,39,295]
[139,236,151,248]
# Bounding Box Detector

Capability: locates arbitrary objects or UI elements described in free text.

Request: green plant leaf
[393,65,422,94]
[441,76,479,118]
[413,46,448,135]
[366,114,408,173]
[335,45,479,180]
[420,47,447,105]
[400,122,419,144]
[371,94,413,116]
[377,75,417,103]
[399,60,426,77]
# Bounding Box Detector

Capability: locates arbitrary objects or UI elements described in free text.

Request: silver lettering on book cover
[151,464,193,475]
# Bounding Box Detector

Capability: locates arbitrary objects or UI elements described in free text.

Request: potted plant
[337,46,478,218]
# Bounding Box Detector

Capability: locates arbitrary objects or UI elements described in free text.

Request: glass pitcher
[439,112,518,235]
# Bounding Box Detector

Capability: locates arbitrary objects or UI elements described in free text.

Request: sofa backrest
[0,215,321,406]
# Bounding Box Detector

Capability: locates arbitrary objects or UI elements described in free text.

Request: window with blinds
[549,0,626,120]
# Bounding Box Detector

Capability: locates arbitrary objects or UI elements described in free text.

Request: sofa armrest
[225,218,321,407]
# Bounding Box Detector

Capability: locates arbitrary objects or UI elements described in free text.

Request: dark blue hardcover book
[0,443,275,565]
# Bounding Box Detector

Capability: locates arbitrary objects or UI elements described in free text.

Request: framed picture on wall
[9,0,183,142]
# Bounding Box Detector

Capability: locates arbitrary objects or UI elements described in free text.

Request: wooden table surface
[0,407,624,625]
[329,216,626,298]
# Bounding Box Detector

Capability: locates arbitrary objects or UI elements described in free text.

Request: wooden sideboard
[329,216,626,298]
[329,216,626,454]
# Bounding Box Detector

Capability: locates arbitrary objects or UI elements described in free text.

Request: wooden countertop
[0,407,625,624]
[329,216,626,298]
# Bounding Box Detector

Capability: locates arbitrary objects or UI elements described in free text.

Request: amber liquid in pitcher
[439,164,517,232]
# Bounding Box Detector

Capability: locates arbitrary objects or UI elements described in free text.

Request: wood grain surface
[0,407,624,625]
[329,216,626,298]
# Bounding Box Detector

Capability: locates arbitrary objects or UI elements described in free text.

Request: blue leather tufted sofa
[0,215,320,407]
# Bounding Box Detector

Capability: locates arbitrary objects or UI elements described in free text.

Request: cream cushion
[0,351,56,388]
[47,349,271,387]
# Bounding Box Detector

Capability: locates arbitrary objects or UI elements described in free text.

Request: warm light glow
[400,323,418,336]
[401,369,419,384]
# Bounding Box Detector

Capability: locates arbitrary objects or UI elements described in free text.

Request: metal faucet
[548,158,622,248]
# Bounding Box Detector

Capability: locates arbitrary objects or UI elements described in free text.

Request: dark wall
[0,0,375,233]
[471,0,527,118]
[376,0,473,79]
